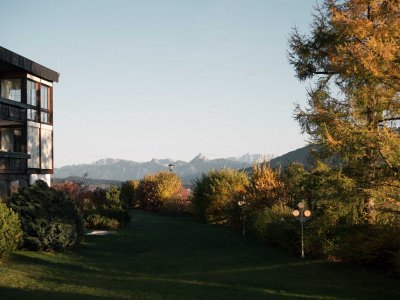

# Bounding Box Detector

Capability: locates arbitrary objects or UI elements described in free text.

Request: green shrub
[120,180,139,208]
[85,187,131,230]
[251,204,298,250]
[8,180,84,252]
[321,224,400,267]
[191,169,249,224]
[86,214,120,230]
[137,172,184,211]
[0,202,22,260]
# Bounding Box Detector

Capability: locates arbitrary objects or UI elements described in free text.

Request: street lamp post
[237,197,246,236]
[292,202,311,258]
[168,164,174,172]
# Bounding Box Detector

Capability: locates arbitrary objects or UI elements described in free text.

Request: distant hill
[52,176,122,186]
[243,145,311,173]
[54,153,266,185]
[269,145,311,169]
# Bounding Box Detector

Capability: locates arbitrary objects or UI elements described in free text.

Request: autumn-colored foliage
[137,172,186,212]
[246,162,285,209]
[288,0,400,269]
[289,0,400,224]
[54,181,130,230]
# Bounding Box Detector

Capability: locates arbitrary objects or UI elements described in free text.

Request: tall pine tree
[289,0,400,223]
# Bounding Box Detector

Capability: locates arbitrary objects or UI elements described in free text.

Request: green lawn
[0,211,399,300]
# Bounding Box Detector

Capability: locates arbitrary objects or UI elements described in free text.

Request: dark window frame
[26,79,39,122]
[40,84,52,124]
[0,77,23,103]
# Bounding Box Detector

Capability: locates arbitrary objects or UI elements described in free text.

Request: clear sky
[1,0,317,167]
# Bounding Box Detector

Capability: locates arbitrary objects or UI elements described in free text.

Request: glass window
[0,128,21,152]
[28,109,37,121]
[41,111,49,123]
[27,80,38,106]
[13,129,22,152]
[1,79,21,102]
[41,85,49,110]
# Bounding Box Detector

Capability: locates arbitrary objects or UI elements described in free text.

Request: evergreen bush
[120,180,139,208]
[8,180,84,252]
[85,187,131,229]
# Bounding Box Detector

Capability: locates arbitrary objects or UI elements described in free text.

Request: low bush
[0,202,22,260]
[54,182,131,230]
[136,176,159,210]
[8,180,84,252]
[53,181,93,216]
[317,224,400,267]
[137,172,184,212]
[86,214,120,230]
[85,187,131,230]
[191,169,249,224]
[251,203,298,251]
[160,187,191,215]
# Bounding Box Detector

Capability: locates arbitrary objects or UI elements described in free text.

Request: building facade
[0,46,59,197]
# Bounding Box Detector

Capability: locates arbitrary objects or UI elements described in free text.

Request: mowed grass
[0,211,399,300]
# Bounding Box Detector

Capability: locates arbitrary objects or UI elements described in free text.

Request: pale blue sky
[1,0,317,167]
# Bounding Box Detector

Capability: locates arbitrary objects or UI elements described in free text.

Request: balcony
[0,97,27,124]
[0,152,30,174]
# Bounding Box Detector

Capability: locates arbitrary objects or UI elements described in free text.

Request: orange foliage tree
[289,0,400,223]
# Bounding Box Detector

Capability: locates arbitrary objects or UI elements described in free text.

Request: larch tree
[289,0,400,223]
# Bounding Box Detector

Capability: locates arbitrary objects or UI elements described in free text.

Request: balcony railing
[0,152,30,174]
[0,97,27,123]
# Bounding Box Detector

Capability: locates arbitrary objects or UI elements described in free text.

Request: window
[1,79,21,102]
[0,128,22,152]
[41,111,49,123]
[13,129,22,152]
[27,109,37,121]
[41,85,49,109]
[27,80,38,105]
[40,85,51,124]
[27,80,38,121]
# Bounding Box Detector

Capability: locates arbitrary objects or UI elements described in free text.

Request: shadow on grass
[0,287,128,300]
[2,211,400,300]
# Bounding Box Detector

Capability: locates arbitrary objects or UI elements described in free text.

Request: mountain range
[54,153,268,185]
[54,147,311,185]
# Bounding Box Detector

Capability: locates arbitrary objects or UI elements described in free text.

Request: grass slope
[0,211,399,300]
